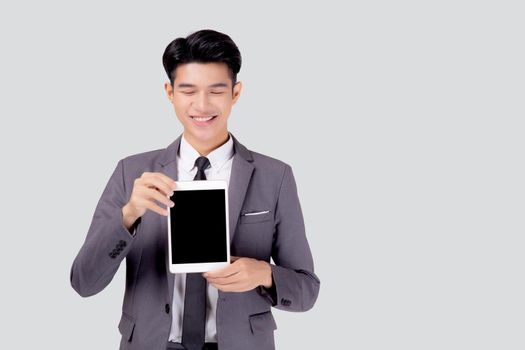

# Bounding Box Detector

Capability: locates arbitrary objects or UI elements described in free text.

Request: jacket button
[281,298,291,306]
[165,304,170,314]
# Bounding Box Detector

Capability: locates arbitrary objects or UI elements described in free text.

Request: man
[70,29,320,350]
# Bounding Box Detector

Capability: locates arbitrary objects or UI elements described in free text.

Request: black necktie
[181,156,210,350]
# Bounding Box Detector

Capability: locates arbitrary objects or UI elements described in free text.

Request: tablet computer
[167,180,230,273]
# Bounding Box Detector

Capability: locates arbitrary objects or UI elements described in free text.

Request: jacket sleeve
[257,164,320,311]
[70,158,141,297]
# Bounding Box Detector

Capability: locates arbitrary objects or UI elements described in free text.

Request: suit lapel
[228,149,254,243]
[156,131,254,303]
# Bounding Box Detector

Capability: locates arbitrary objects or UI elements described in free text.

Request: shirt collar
[178,132,234,173]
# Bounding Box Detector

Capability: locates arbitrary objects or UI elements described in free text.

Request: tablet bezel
[167,180,230,273]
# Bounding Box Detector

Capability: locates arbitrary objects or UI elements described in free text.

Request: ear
[164,81,174,100]
[232,81,243,105]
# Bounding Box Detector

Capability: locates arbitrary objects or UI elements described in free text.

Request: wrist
[261,261,273,288]
[122,204,139,231]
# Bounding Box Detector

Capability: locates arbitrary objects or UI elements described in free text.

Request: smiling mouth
[190,115,218,125]
[191,115,217,122]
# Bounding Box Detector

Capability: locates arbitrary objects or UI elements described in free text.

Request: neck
[184,131,230,156]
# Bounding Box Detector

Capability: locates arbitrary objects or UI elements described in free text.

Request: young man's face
[165,62,242,146]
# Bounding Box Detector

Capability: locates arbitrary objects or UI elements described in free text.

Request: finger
[149,172,177,192]
[205,271,242,285]
[210,282,234,291]
[204,265,240,278]
[142,187,174,209]
[230,256,241,262]
[140,199,169,216]
[203,267,231,278]
[140,175,176,197]
[137,177,173,199]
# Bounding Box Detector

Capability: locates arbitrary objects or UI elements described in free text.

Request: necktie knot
[194,156,210,181]
[194,156,210,172]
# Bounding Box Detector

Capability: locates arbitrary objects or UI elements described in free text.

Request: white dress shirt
[168,131,235,343]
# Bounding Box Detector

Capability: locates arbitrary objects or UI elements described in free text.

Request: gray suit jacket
[70,132,320,350]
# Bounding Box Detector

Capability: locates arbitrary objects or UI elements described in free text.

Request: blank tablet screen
[170,189,227,264]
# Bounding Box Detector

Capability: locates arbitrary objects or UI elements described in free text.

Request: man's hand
[203,256,273,292]
[122,172,177,230]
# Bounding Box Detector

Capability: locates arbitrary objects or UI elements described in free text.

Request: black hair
[162,29,242,89]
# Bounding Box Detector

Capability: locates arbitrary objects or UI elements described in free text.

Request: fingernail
[170,201,175,207]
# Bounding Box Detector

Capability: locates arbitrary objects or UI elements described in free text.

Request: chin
[186,127,220,141]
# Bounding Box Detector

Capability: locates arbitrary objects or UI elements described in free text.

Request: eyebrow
[176,83,229,89]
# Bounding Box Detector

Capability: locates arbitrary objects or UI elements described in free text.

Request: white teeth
[192,116,215,122]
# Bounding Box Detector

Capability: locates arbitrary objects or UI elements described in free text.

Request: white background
[0,1,523,349]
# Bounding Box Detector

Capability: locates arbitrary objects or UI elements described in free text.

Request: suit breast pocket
[240,210,272,225]
[234,210,274,259]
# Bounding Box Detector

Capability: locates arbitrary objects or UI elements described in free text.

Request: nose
[192,91,213,113]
